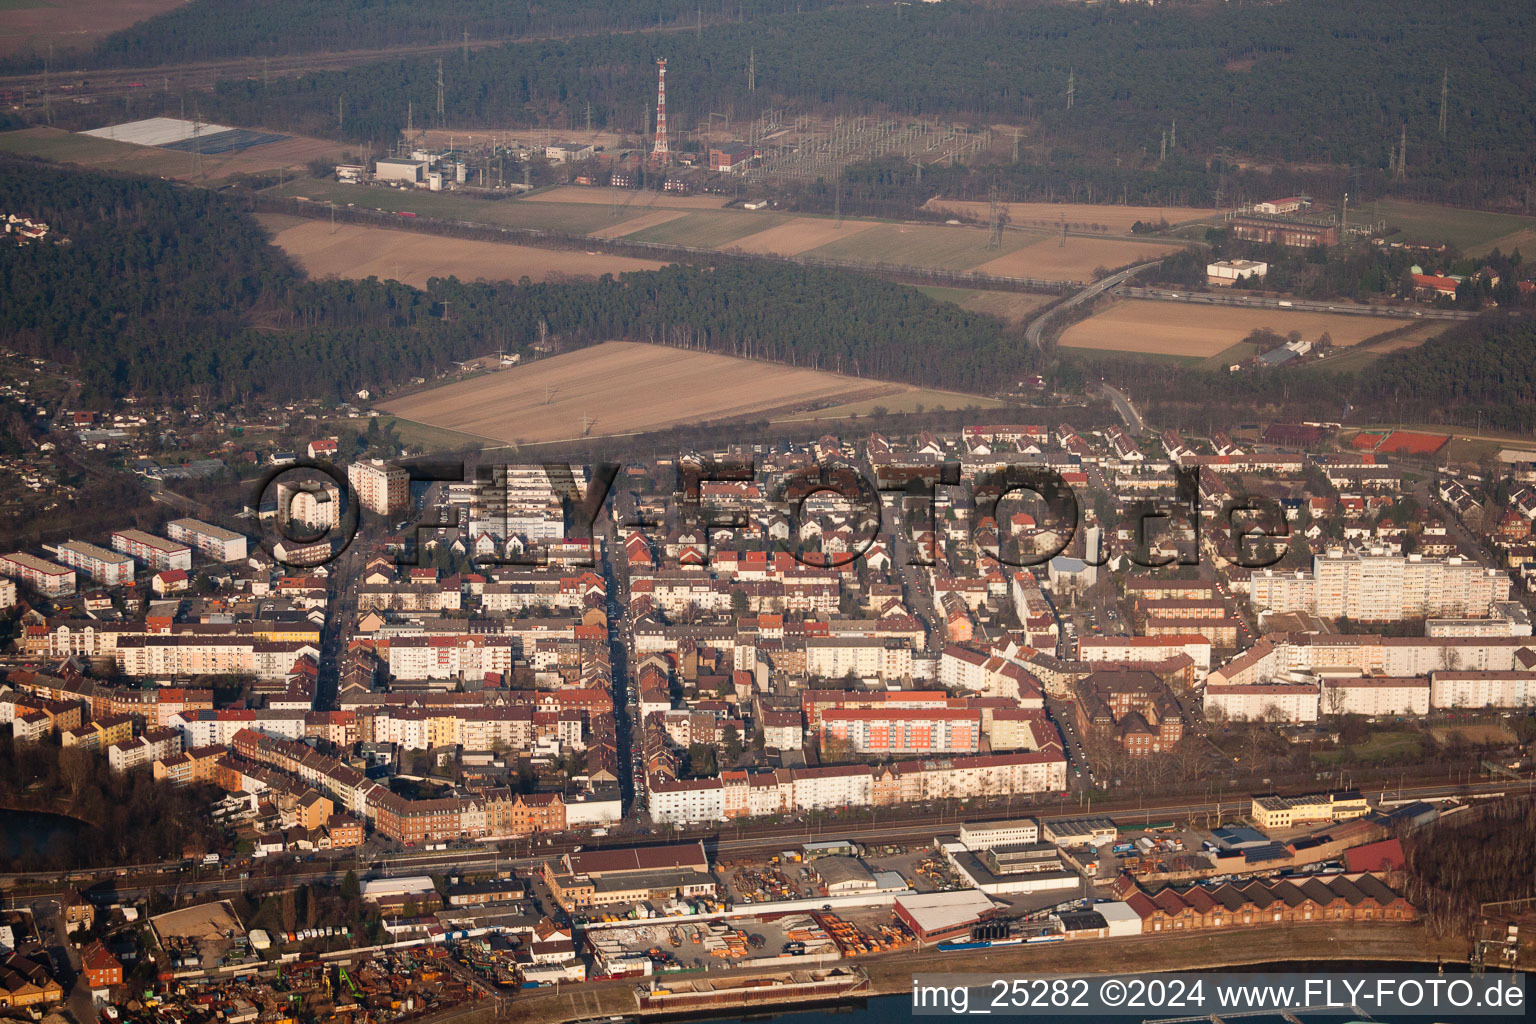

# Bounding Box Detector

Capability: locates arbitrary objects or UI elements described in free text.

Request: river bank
[501,923,1468,1024]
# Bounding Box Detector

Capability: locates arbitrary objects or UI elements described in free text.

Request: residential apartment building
[1203,683,1320,723]
[1320,676,1431,717]
[349,459,410,515]
[820,708,981,755]
[55,541,134,586]
[110,530,192,572]
[1252,550,1512,621]
[1,552,77,596]
[108,728,183,773]
[165,518,248,562]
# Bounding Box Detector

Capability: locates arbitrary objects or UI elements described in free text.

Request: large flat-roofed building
[110,529,192,572]
[1229,208,1338,248]
[1206,259,1269,286]
[1320,676,1430,717]
[542,841,714,912]
[374,158,427,183]
[55,541,134,586]
[0,552,76,596]
[165,519,247,562]
[958,817,1040,851]
[1250,790,1368,830]
[894,890,1000,943]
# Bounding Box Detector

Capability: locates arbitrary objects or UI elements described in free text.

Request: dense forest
[0,159,1027,403]
[80,0,847,67]
[171,0,1536,206]
[1405,796,1536,938]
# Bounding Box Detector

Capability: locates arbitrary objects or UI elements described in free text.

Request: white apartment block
[1078,635,1213,674]
[0,578,15,609]
[1320,676,1431,717]
[165,518,248,562]
[349,459,410,515]
[108,730,182,773]
[1429,671,1536,709]
[0,551,76,595]
[170,709,307,747]
[805,637,913,680]
[386,635,517,680]
[55,540,134,586]
[276,480,342,530]
[1252,549,1512,621]
[1204,683,1319,723]
[110,529,192,572]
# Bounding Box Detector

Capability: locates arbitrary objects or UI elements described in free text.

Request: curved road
[1025,260,1164,349]
[1097,382,1144,434]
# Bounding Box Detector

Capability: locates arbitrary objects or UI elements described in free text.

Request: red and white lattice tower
[651,58,670,163]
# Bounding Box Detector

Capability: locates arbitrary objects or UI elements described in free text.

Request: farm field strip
[377,341,968,444]
[924,198,1217,233]
[973,236,1184,280]
[1374,199,1536,254]
[1059,299,1418,357]
[258,217,667,287]
[728,216,877,256]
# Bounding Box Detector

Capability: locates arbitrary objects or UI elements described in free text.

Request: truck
[202,854,220,865]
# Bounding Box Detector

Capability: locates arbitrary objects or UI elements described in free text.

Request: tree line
[158,0,1536,207]
[0,159,1030,405]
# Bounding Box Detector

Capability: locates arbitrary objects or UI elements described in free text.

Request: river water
[0,807,97,864]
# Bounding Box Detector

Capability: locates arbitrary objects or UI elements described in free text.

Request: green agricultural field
[1376,199,1536,255]
[805,221,1034,270]
[625,210,789,249]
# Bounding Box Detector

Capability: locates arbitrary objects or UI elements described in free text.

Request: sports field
[925,199,1217,233]
[1377,199,1536,255]
[1059,300,1419,358]
[258,216,668,287]
[378,341,945,444]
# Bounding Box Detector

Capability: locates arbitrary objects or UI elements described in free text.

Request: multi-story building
[107,728,183,773]
[276,480,342,530]
[1203,682,1319,724]
[1,551,77,595]
[1428,670,1536,709]
[1249,790,1369,830]
[820,707,981,755]
[1320,676,1431,717]
[165,518,248,562]
[55,541,133,586]
[109,530,192,572]
[1252,549,1512,621]
[349,459,410,516]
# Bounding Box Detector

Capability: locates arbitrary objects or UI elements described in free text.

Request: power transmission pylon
[1010,128,1022,163]
[1398,123,1407,181]
[436,59,445,124]
[1066,68,1074,111]
[748,48,756,93]
[1439,68,1448,138]
[985,178,1004,249]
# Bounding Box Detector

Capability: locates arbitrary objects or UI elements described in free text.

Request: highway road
[1115,285,1480,321]
[1024,260,1164,349]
